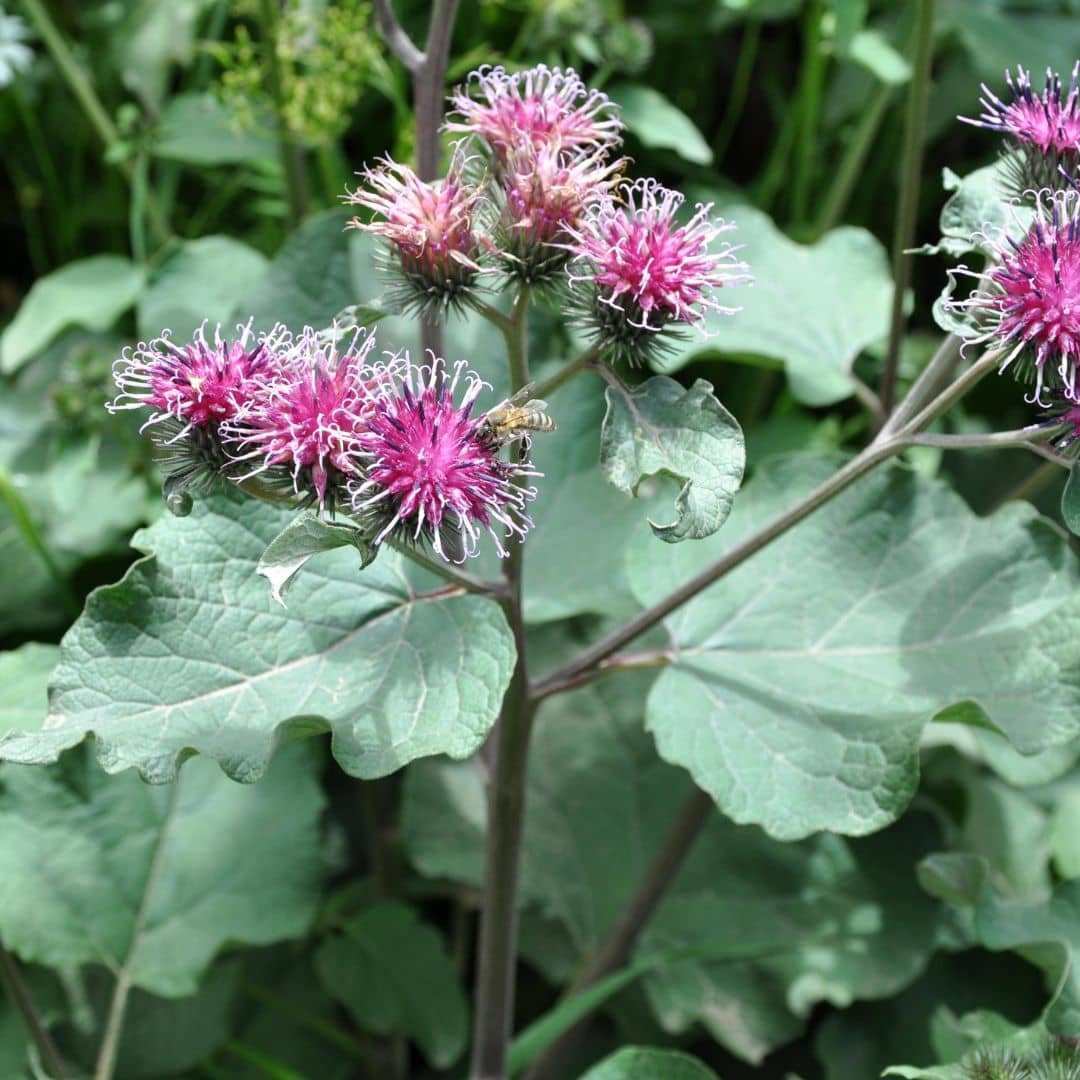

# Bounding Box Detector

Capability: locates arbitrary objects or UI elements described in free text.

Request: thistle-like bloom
[107,320,286,498]
[222,326,379,510]
[960,65,1080,192]
[348,354,539,562]
[346,155,484,316]
[445,64,622,159]
[949,189,1080,403]
[564,178,751,364]
[108,319,283,431]
[495,143,623,284]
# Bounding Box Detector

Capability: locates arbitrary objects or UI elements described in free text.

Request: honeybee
[480,386,557,445]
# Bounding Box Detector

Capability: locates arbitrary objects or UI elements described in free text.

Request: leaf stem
[257,0,308,229]
[791,0,826,227]
[530,346,1003,701]
[389,539,509,598]
[0,466,78,619]
[713,20,760,165]
[812,83,894,239]
[18,0,171,246]
[0,945,67,1079]
[879,0,937,415]
[470,286,534,1080]
[529,347,601,401]
[95,786,181,1080]
[522,789,714,1080]
[877,333,962,438]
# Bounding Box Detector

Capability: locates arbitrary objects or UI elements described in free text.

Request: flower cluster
[948,189,1080,405]
[108,321,542,562]
[565,178,751,365]
[346,154,484,317]
[346,62,750,365]
[961,64,1080,195]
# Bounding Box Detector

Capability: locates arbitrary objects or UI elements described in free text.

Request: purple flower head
[108,319,283,431]
[107,320,287,501]
[949,189,1080,404]
[960,65,1080,193]
[564,178,751,365]
[222,326,380,510]
[348,354,540,562]
[495,143,624,285]
[445,64,622,160]
[346,155,484,316]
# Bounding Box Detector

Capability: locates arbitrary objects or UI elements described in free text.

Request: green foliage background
[3,1,1080,1077]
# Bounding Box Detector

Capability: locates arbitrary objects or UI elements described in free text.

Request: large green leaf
[137,236,270,342]
[608,83,713,166]
[945,2,1080,83]
[152,93,277,165]
[599,376,745,542]
[314,903,469,1068]
[655,210,895,406]
[403,671,942,1064]
[1,257,145,374]
[626,455,1080,840]
[0,644,57,736]
[0,493,515,782]
[242,209,363,333]
[975,879,1080,1034]
[578,1046,720,1079]
[0,744,323,997]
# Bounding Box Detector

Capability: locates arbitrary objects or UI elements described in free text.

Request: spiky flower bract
[961,65,1080,194]
[948,188,1080,404]
[494,143,623,286]
[564,178,751,365]
[221,326,379,511]
[348,353,539,563]
[345,155,484,317]
[445,64,622,159]
[107,319,287,495]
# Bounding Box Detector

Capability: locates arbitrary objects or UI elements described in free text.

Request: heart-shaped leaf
[0,493,515,782]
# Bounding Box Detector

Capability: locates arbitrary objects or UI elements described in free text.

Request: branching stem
[470,288,534,1079]
[523,342,1008,1070]
[0,945,67,1079]
[529,347,602,400]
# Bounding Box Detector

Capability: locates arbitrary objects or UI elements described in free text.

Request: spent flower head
[961,64,1080,194]
[346,154,485,316]
[494,143,623,285]
[348,354,540,562]
[221,325,380,510]
[445,64,622,159]
[564,178,751,365]
[948,188,1080,403]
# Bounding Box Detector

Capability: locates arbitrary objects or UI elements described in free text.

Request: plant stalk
[0,945,67,1079]
[258,0,308,228]
[713,20,760,165]
[530,347,601,400]
[522,346,1006,1067]
[373,0,461,359]
[470,290,534,1080]
[523,789,714,1080]
[791,0,826,227]
[813,83,893,238]
[532,346,1003,700]
[879,0,936,415]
